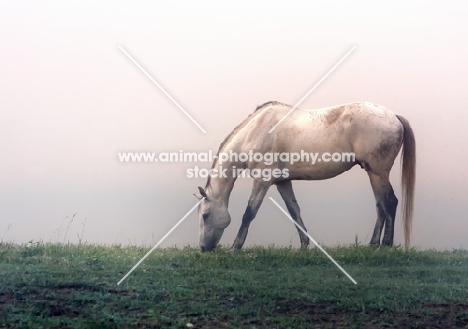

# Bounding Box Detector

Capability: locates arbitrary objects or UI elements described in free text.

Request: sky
[1,1,467,250]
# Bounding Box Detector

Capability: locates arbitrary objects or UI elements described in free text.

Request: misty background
[1,1,467,250]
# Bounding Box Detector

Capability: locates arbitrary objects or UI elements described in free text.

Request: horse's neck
[207,124,252,203]
[206,160,239,205]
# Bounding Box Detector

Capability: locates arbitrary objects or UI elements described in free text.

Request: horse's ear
[198,186,208,199]
[193,192,203,200]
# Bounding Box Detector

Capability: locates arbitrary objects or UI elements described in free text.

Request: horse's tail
[396,115,416,248]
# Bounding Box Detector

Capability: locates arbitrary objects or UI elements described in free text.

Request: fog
[1,1,467,250]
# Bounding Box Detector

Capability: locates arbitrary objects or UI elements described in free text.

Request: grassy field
[0,242,467,328]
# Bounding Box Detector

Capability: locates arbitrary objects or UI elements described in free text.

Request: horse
[194,101,416,252]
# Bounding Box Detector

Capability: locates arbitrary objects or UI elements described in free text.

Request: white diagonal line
[117,198,205,285]
[118,45,207,134]
[268,46,356,133]
[269,197,357,284]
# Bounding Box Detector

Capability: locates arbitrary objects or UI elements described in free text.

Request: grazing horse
[194,101,416,252]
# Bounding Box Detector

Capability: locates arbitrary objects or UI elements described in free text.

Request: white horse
[194,101,416,251]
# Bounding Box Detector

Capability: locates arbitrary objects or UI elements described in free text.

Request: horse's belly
[285,161,356,181]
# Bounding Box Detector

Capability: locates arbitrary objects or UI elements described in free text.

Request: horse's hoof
[381,237,394,246]
[228,246,239,252]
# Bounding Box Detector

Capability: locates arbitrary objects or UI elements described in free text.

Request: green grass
[0,242,467,328]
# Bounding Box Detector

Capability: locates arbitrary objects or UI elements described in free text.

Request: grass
[0,242,467,328]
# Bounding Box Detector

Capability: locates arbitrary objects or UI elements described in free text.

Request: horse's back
[250,101,402,147]
[252,101,400,130]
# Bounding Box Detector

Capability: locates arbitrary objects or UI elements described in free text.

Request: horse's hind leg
[276,181,310,248]
[368,172,398,246]
[231,179,271,251]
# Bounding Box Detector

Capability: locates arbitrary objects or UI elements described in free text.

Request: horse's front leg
[230,179,271,251]
[276,180,310,248]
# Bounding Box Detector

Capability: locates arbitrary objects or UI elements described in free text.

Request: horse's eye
[202,213,209,221]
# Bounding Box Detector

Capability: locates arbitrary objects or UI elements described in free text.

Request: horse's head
[194,186,231,252]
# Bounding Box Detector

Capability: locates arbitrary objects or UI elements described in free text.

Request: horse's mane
[205,101,281,189]
[255,100,279,112]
